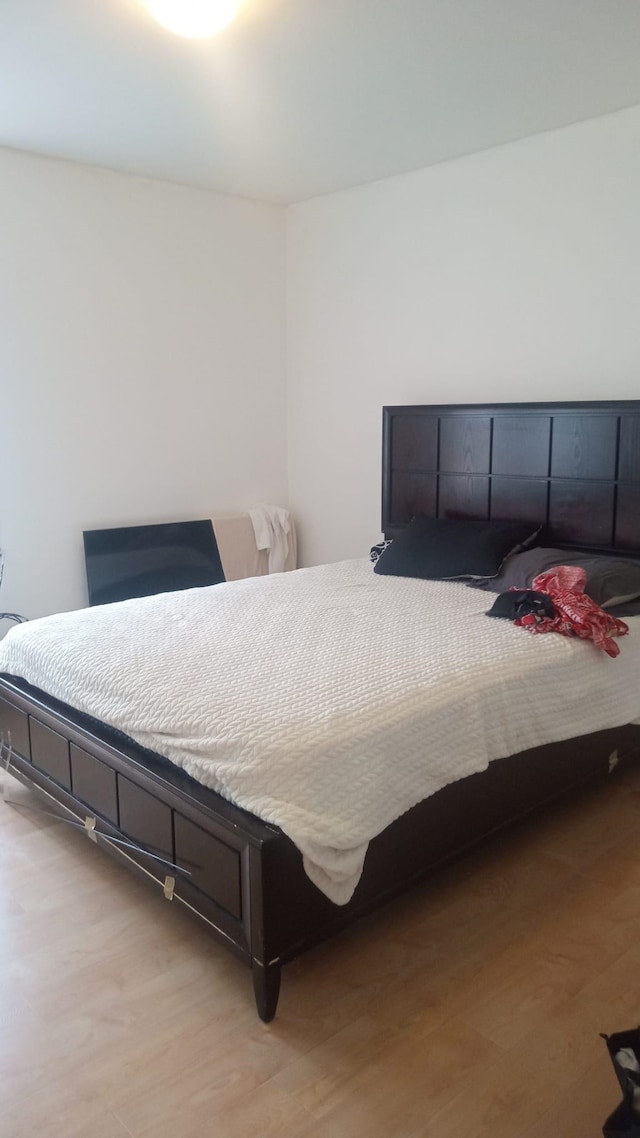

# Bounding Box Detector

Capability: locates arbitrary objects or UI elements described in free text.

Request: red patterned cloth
[515,565,629,658]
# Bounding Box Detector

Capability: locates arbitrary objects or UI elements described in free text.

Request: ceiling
[2,0,640,205]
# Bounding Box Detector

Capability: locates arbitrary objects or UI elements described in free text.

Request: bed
[1,399,639,1021]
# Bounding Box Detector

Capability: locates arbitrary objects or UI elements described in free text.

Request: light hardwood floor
[2,758,640,1138]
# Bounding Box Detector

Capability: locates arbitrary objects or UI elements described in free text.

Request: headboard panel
[382,401,640,555]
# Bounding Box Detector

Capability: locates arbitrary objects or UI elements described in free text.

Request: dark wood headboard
[383,401,640,555]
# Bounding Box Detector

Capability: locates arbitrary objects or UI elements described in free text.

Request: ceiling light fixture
[143,0,241,38]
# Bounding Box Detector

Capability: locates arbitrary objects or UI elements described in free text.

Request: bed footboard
[0,677,286,1021]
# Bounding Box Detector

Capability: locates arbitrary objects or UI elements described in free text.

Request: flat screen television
[83,519,225,606]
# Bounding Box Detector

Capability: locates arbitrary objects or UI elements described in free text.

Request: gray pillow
[470,547,640,613]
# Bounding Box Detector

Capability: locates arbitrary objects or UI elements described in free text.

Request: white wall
[3,107,640,619]
[287,106,640,567]
[0,148,286,619]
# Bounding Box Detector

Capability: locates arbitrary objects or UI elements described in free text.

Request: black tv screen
[83,519,225,606]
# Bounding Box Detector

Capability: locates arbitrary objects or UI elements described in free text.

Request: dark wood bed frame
[2,400,640,1021]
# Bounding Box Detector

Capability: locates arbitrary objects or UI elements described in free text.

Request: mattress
[1,558,639,903]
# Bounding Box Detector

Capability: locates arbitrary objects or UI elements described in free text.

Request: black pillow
[469,547,640,612]
[373,517,540,581]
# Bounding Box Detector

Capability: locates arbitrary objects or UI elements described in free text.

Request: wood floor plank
[292,1017,500,1129]
[569,939,640,1026]
[1,763,639,1137]
[4,1106,134,1138]
[519,1056,619,1138]
[272,1013,413,1117]
[124,1077,317,1138]
[406,1049,552,1138]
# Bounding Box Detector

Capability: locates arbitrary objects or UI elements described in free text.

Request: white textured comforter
[1,559,639,903]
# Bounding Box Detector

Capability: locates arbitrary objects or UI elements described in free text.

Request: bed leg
[252,961,281,1023]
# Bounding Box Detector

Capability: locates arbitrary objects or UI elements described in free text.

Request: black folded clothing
[485,589,555,621]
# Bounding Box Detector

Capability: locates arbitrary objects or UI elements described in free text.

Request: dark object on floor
[603,1102,640,1137]
[602,1029,640,1136]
